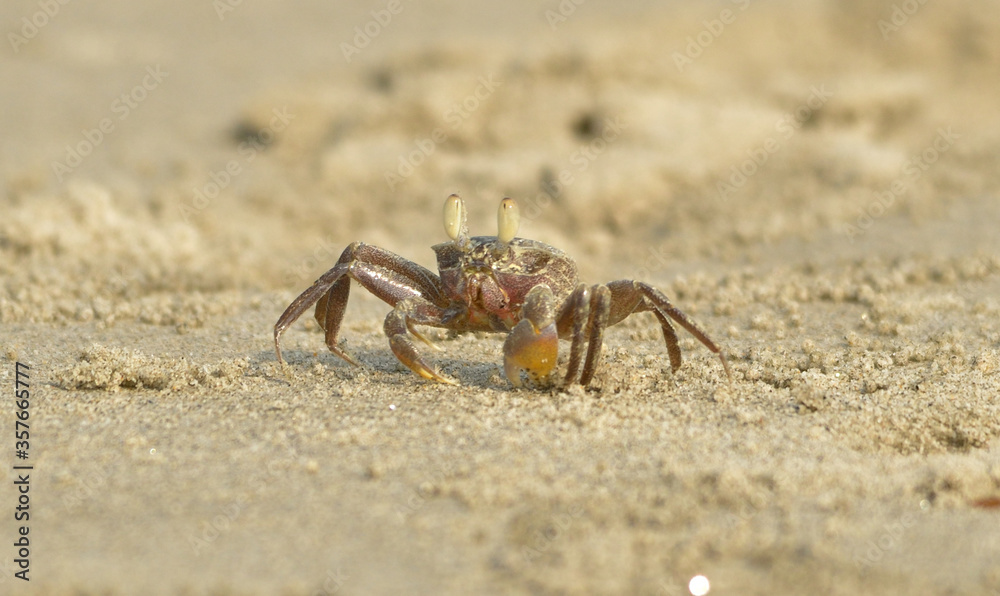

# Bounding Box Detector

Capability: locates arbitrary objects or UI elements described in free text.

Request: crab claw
[503,285,559,387]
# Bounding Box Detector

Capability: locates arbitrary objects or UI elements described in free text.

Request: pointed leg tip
[409,326,442,351]
[331,347,360,367]
[720,355,734,383]
[418,367,458,385]
[274,351,292,380]
[429,366,459,385]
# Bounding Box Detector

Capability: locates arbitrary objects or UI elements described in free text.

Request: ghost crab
[274,194,731,387]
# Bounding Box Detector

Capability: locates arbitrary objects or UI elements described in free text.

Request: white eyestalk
[497,197,520,245]
[443,194,469,246]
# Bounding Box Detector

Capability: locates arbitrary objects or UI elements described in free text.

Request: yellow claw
[503,318,558,387]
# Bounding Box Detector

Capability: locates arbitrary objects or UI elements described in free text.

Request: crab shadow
[257,336,508,389]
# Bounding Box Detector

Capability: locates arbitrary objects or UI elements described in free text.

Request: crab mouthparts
[465,272,508,313]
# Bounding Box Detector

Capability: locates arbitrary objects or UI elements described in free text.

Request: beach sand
[2,0,999,593]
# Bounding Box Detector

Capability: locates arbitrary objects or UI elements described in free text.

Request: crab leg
[554,284,612,386]
[385,298,456,384]
[561,285,591,385]
[579,285,611,386]
[605,280,732,381]
[273,242,448,367]
[313,272,355,365]
[650,309,683,373]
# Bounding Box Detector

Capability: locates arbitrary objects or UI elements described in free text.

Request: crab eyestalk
[497,197,520,245]
[443,194,470,247]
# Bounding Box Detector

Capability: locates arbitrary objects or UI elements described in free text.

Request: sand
[2,0,1000,594]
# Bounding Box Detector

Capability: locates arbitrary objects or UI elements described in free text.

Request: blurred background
[3,0,998,319]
